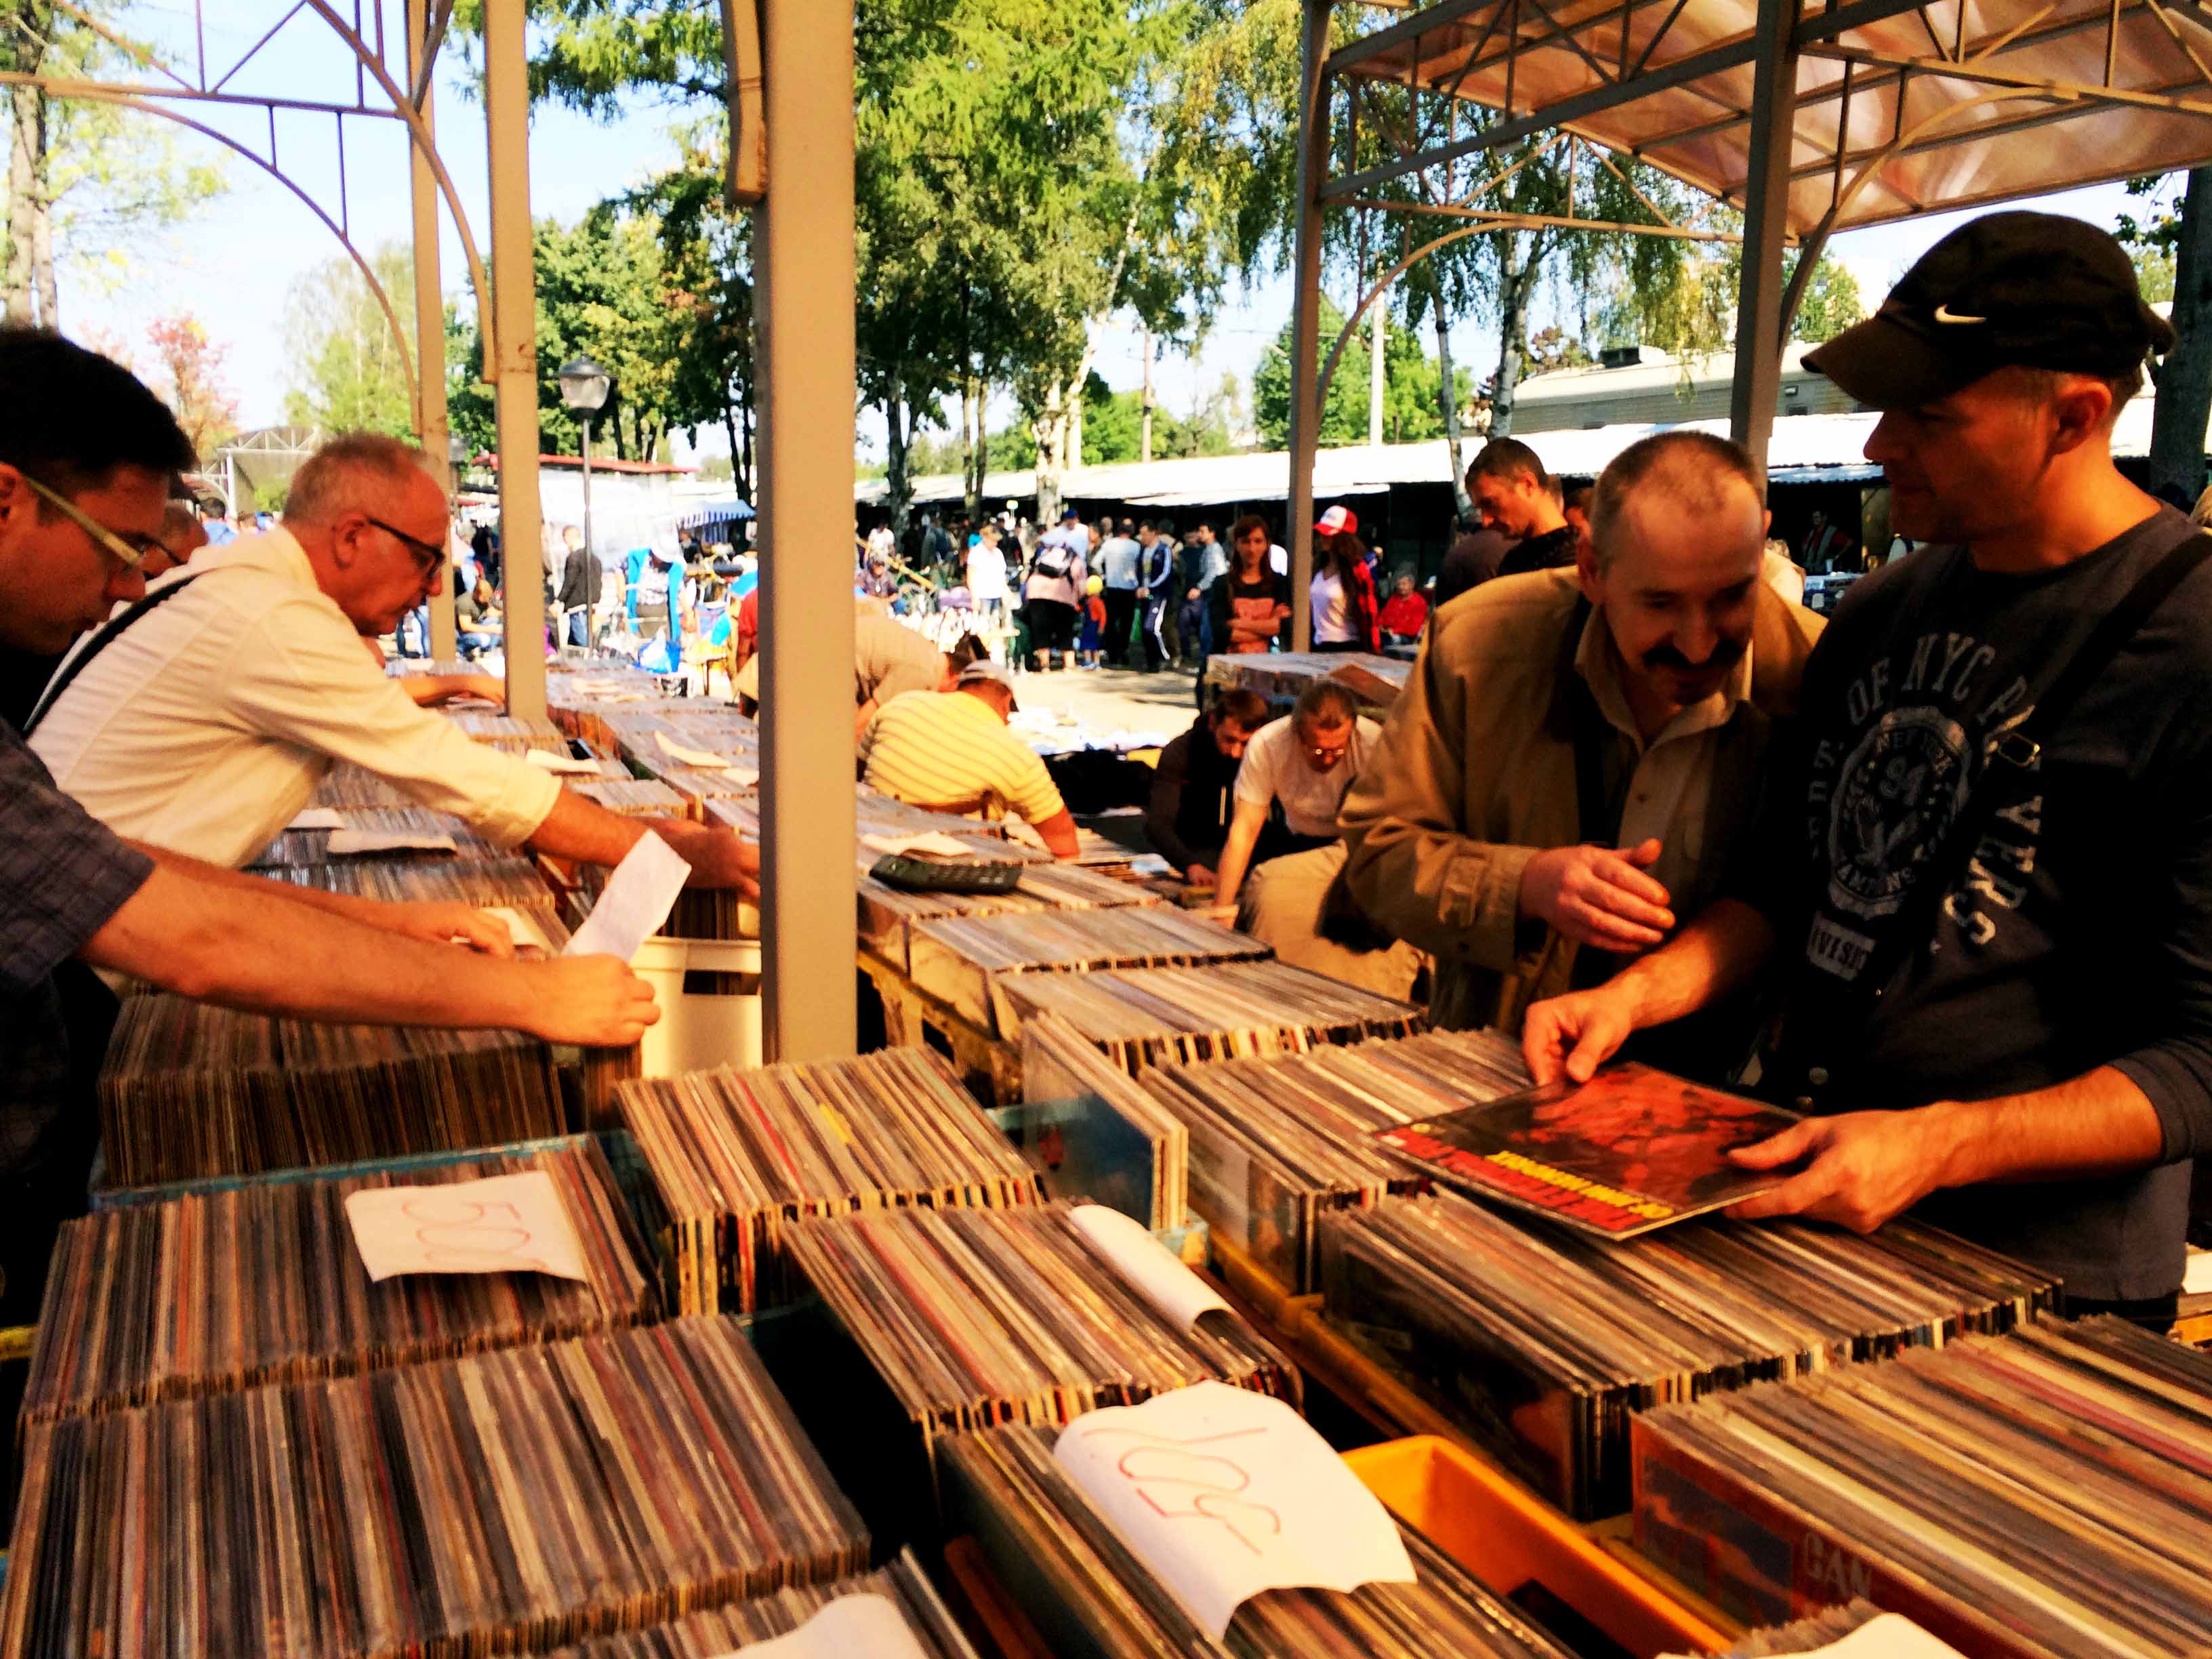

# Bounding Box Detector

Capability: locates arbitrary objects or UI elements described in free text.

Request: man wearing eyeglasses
[0,329,661,1322]
[28,432,759,893]
[1208,680,1381,912]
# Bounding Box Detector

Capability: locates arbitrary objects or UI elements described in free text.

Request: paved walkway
[1006,663,1205,745]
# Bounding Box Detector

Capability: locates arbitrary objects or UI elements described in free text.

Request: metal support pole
[1286,0,1334,652]
[579,414,596,567]
[1728,0,1799,470]
[482,0,546,718]
[406,0,457,663]
[757,0,858,1062]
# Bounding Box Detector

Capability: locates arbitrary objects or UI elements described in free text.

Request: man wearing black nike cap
[1523,211,2212,1324]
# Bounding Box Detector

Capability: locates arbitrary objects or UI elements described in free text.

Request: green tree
[2119,169,2212,502]
[449,204,690,464]
[1789,259,1864,344]
[283,242,417,438]
[5,3,225,327]
[1252,295,1370,450]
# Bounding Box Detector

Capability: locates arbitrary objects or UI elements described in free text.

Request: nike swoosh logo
[1933,304,1986,324]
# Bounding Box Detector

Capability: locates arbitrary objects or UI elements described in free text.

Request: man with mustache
[1339,430,1822,1036]
[1524,216,2212,1324]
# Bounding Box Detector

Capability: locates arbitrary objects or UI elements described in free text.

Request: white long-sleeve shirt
[28,527,562,868]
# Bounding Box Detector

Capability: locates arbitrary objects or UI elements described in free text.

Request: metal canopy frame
[5,0,550,699]
[1282,0,2212,642]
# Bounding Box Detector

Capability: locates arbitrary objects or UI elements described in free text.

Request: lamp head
[557,356,613,413]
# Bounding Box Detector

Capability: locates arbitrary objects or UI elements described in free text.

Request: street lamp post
[557,356,613,573]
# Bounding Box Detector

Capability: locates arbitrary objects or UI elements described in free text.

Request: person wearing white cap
[1309,504,1379,654]
[859,659,1080,858]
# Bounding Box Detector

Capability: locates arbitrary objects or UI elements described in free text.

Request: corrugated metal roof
[858,393,2164,508]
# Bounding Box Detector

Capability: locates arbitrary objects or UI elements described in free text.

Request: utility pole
[1140,328,1155,465]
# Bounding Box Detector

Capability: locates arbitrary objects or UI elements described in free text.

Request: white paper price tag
[1052,1382,1414,1638]
[565,830,691,962]
[327,829,457,855]
[285,807,344,830]
[714,1595,928,1659]
[344,1171,590,1283]
[480,905,555,955]
[526,747,604,775]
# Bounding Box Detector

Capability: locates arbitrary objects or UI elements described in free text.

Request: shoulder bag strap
[24,574,204,736]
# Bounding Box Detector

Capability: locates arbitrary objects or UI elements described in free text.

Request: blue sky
[64,3,2147,458]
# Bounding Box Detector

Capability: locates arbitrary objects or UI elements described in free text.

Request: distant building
[1508,342,1858,433]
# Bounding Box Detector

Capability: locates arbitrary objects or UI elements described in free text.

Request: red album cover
[1372,1063,1800,1239]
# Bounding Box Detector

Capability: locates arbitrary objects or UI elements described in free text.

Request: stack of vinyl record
[3,1319,869,1659]
[1633,1317,2212,1656]
[1132,1027,1532,1292]
[442,708,576,754]
[907,907,1273,1035]
[310,759,419,808]
[856,786,1026,841]
[24,1141,655,1423]
[617,1047,1040,1313]
[1020,1012,1188,1228]
[572,775,691,817]
[247,805,504,869]
[1000,960,1427,1070]
[780,1204,1296,1435]
[270,852,571,922]
[858,857,1158,970]
[1320,1189,2055,1519]
[539,1553,980,1659]
[941,1426,1578,1658]
[100,994,569,1187]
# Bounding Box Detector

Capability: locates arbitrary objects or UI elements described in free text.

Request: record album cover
[1373,1063,1799,1238]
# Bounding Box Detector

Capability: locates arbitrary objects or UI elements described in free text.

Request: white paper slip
[2186,1248,2212,1296]
[285,807,345,831]
[653,730,741,769]
[565,830,692,962]
[716,1595,930,1659]
[344,1171,590,1283]
[1052,1381,1414,1639]
[480,905,555,956]
[862,832,980,859]
[525,747,605,775]
[327,829,458,855]
[1662,1614,1967,1659]
[1069,1204,1231,1334]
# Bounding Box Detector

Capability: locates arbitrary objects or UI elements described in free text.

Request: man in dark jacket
[1145,689,1269,886]
[556,527,604,647]
[1467,437,1578,579]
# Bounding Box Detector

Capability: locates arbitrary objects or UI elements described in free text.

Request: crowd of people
[2,208,2203,1338]
[1137,213,2212,1325]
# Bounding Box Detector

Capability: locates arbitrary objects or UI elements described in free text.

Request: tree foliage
[283,242,417,438]
[145,310,238,457]
[3,2,224,327]
[1251,294,1446,449]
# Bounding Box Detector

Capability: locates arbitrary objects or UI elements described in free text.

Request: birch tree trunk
[2151,165,2212,507]
[1487,233,1543,439]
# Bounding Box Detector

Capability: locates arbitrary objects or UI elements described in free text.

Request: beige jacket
[1339,567,1823,1033]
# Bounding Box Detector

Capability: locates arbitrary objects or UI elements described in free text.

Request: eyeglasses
[20,474,163,571]
[362,515,447,576]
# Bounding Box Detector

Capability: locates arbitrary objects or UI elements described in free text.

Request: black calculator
[869,855,1025,895]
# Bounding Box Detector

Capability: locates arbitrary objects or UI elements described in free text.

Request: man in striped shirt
[859,661,1080,858]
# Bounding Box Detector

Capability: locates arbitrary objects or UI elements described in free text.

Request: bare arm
[1029,807,1082,861]
[1725,1067,2166,1235]
[82,865,657,1047]
[125,839,515,956]
[1520,897,1776,1084]
[524,793,760,894]
[1211,798,1272,908]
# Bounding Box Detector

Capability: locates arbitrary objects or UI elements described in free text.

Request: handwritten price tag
[711,1595,929,1659]
[344,1171,592,1284]
[1052,1381,1414,1637]
[1069,1204,1232,1334]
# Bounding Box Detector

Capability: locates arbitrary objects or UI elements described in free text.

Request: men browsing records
[1145,689,1271,886]
[1340,430,1822,1035]
[1467,438,1579,578]
[1212,681,1380,909]
[28,431,759,894]
[0,329,657,1321]
[861,661,1081,858]
[1520,212,2212,1322]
